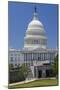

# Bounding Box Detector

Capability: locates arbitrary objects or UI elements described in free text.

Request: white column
[42,70,46,78]
[36,66,38,78]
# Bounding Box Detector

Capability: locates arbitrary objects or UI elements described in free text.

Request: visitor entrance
[38,70,42,78]
[46,69,52,77]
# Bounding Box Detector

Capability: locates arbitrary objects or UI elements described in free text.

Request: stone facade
[9,48,57,78]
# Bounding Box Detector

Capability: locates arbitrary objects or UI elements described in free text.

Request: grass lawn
[9,79,58,89]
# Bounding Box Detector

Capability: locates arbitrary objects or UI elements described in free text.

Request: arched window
[33,40,38,44]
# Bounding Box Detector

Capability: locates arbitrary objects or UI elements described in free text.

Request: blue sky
[8,2,58,49]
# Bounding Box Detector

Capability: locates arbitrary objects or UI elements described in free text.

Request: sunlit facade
[9,7,58,79]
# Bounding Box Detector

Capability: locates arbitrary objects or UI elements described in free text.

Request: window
[15,57,17,61]
[10,54,13,56]
[15,54,17,56]
[18,57,20,61]
[24,53,27,61]
[15,64,17,66]
[18,54,20,56]
[44,53,47,60]
[10,57,13,62]
[33,40,38,44]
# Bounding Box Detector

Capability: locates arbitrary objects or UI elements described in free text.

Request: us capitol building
[9,7,58,79]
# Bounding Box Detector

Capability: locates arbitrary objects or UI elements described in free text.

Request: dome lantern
[33,6,38,20]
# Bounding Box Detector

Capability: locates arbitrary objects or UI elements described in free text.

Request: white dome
[24,11,47,49]
[28,19,43,27]
[26,19,45,36]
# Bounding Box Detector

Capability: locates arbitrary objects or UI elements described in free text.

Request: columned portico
[34,65,52,78]
[34,66,46,78]
[22,49,57,79]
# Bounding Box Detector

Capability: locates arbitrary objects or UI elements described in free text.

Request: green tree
[52,54,58,77]
[9,64,29,83]
[19,64,28,79]
[9,64,14,71]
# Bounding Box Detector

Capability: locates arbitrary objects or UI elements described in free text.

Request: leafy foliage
[9,64,28,83]
[52,54,58,77]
